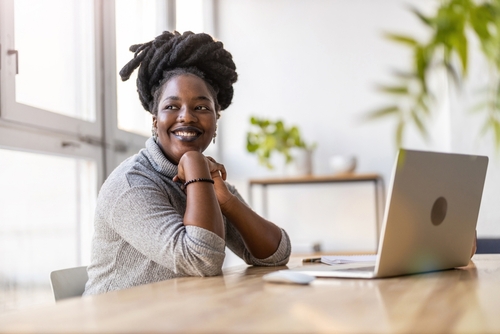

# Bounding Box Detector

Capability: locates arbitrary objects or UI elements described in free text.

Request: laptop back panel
[375,149,488,277]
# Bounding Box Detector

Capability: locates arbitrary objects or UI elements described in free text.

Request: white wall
[215,0,500,245]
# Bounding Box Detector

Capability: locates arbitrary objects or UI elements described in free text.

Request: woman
[84,31,291,295]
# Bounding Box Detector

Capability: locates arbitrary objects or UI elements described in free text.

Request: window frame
[0,0,104,139]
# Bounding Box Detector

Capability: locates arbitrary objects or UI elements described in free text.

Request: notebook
[291,149,489,278]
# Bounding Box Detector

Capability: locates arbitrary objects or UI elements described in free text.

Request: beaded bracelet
[182,178,214,190]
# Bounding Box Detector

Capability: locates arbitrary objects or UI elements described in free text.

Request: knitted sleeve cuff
[245,229,291,266]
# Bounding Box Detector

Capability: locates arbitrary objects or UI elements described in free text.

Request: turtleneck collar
[145,137,178,179]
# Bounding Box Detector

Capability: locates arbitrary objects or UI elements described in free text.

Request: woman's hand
[173,151,209,184]
[205,156,227,181]
[205,156,234,206]
[173,153,233,206]
[471,230,477,258]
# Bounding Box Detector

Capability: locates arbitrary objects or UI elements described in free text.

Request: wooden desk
[1,254,500,333]
[249,174,385,239]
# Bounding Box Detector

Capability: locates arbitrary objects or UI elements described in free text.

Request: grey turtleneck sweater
[84,138,291,295]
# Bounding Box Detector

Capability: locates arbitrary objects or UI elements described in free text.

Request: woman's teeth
[175,131,197,137]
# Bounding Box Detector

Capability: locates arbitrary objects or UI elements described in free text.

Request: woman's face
[152,74,218,164]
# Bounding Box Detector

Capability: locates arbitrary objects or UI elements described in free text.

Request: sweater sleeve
[224,184,291,266]
[110,185,226,277]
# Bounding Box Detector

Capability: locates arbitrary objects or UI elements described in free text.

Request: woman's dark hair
[119,31,238,116]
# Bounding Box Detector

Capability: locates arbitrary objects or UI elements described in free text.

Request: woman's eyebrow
[162,96,180,102]
[161,95,213,104]
[194,96,213,102]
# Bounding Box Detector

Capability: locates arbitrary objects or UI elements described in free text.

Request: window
[13,0,96,122]
[0,0,216,313]
[115,0,169,136]
[0,149,96,312]
[1,1,104,312]
[0,0,172,312]
[176,0,204,33]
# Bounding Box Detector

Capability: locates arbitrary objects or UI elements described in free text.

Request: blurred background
[1,0,498,313]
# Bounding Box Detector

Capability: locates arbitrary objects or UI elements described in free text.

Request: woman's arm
[205,157,283,259]
[175,151,225,239]
[108,183,225,276]
[219,192,283,259]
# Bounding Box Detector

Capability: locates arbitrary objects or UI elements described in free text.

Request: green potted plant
[246,116,315,173]
[367,0,500,148]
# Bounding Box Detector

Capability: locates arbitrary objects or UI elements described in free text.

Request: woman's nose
[178,107,198,123]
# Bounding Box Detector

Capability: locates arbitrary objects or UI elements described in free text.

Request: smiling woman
[83,31,291,295]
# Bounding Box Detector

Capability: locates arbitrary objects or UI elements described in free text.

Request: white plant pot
[286,148,314,176]
[329,155,357,174]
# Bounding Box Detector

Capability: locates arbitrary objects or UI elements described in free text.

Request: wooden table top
[1,254,500,333]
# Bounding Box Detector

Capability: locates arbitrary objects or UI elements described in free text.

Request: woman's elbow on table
[169,225,226,277]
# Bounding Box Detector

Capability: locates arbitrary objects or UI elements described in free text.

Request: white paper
[320,255,377,265]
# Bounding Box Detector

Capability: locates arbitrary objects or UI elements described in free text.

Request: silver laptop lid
[375,149,488,277]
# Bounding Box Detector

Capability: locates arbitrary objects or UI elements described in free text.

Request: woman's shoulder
[100,152,158,193]
[101,151,183,200]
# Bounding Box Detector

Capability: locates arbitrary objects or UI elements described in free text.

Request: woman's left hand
[471,230,477,258]
[205,156,226,181]
[205,156,234,206]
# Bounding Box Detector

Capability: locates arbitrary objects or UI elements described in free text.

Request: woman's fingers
[205,156,227,181]
[218,164,227,180]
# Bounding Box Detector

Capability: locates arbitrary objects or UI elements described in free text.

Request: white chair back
[50,266,88,301]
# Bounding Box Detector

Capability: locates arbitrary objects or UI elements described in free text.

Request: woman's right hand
[173,152,233,207]
[173,151,210,184]
[173,151,225,238]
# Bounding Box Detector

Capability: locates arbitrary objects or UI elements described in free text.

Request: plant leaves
[494,119,500,148]
[365,105,400,120]
[246,116,311,169]
[376,85,409,95]
[409,6,433,27]
[414,45,429,87]
[369,0,500,151]
[395,120,405,149]
[452,32,468,74]
[411,109,429,140]
[384,33,419,46]
[443,62,462,88]
[416,94,431,115]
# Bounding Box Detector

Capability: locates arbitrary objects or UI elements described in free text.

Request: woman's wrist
[219,194,237,213]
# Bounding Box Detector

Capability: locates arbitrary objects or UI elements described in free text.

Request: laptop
[291,148,489,278]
